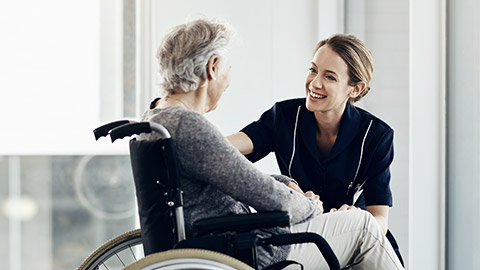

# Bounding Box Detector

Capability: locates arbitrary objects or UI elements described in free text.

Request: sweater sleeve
[270,174,298,186]
[176,112,322,224]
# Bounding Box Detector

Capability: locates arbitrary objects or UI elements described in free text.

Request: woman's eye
[326,75,337,81]
[309,67,317,73]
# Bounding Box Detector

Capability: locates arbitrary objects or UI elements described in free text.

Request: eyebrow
[324,70,338,76]
[311,62,338,76]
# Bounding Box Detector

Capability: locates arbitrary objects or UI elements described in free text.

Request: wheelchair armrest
[193,211,290,236]
[260,233,340,270]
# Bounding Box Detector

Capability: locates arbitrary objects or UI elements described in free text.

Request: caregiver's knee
[356,210,385,237]
[337,209,379,231]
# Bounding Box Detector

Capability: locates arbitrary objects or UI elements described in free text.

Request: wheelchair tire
[78,229,143,270]
[123,248,254,270]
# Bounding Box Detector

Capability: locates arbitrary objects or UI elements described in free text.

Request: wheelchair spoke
[101,262,109,270]
[129,245,137,261]
[115,252,126,266]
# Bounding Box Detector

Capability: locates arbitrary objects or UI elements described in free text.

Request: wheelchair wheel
[124,248,254,270]
[78,229,144,270]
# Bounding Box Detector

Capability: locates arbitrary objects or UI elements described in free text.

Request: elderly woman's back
[138,104,321,267]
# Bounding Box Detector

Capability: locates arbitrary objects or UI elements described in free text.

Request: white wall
[447,0,480,269]
[410,0,445,269]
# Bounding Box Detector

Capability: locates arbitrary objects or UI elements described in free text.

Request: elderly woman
[140,18,404,270]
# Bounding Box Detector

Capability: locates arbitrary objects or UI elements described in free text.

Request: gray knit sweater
[139,105,322,268]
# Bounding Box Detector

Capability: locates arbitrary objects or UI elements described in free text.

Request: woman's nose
[310,75,322,89]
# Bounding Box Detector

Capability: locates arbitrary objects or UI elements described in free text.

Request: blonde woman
[228,34,403,264]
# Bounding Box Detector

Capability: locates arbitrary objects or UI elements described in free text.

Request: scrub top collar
[299,102,361,164]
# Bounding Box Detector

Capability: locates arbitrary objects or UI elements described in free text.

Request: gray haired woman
[140,18,404,270]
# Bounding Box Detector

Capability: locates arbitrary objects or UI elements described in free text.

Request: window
[0,1,139,269]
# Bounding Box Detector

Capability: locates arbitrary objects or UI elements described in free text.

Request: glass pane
[0,156,137,270]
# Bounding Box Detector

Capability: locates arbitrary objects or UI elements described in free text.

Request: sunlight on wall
[0,0,109,155]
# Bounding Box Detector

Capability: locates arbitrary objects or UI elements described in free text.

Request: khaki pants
[287,210,404,270]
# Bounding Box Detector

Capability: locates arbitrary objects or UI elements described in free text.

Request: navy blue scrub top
[241,98,394,211]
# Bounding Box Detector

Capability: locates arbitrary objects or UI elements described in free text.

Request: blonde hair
[157,18,235,94]
[315,34,374,103]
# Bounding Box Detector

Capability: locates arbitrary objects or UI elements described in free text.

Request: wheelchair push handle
[93,120,131,140]
[110,122,151,142]
[108,122,172,142]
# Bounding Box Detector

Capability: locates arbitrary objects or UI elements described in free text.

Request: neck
[160,86,212,114]
[165,95,191,108]
[314,109,343,137]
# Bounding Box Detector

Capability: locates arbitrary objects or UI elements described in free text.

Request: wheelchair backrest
[129,138,179,255]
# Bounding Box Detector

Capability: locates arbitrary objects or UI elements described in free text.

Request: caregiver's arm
[228,132,305,195]
[226,132,254,155]
[366,205,389,234]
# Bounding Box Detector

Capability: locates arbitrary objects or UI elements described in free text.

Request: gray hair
[156,18,235,94]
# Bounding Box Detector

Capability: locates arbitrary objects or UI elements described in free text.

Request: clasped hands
[287,181,360,213]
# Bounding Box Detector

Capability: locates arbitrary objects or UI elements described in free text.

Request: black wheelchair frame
[91,120,341,270]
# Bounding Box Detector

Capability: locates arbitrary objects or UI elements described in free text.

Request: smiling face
[305,45,360,116]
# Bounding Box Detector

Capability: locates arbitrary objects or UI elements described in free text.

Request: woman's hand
[285,181,323,213]
[305,191,324,213]
[330,204,360,212]
[287,181,323,212]
[287,181,305,194]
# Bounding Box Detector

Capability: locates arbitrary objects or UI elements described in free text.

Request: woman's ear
[206,55,219,81]
[350,81,367,98]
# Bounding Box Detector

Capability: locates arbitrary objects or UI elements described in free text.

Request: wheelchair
[79,120,341,270]
[78,228,143,269]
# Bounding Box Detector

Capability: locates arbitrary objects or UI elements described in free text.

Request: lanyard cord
[288,107,374,202]
[347,119,373,197]
[288,105,302,178]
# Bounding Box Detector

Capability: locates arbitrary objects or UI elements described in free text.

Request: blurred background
[0,0,478,269]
